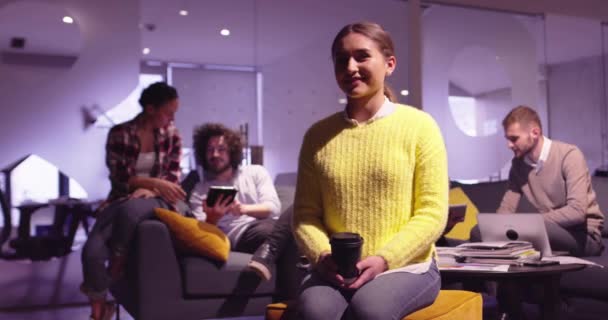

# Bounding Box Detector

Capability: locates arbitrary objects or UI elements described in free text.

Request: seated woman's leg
[81,224,112,300]
[107,197,169,279]
[297,272,349,320]
[109,197,169,254]
[347,262,441,320]
[81,202,122,319]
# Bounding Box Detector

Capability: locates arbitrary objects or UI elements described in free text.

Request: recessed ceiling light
[220,29,230,36]
[142,48,151,55]
[62,16,74,24]
[338,98,347,104]
[179,10,188,16]
[400,90,409,96]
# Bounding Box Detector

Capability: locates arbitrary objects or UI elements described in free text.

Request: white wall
[0,0,140,200]
[548,56,604,171]
[257,0,410,177]
[545,14,605,172]
[172,68,258,149]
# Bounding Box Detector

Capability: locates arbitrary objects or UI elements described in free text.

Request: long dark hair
[193,123,243,171]
[331,22,397,102]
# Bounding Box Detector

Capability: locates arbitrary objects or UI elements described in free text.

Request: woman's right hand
[152,179,186,204]
[316,252,345,287]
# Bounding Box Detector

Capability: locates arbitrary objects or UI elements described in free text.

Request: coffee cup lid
[330,232,362,243]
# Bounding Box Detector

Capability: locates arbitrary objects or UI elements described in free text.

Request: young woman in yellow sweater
[292,22,449,320]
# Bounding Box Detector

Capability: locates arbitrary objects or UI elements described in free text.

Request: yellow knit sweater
[293,104,448,270]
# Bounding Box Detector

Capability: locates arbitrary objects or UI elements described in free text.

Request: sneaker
[247,242,276,281]
[296,255,311,271]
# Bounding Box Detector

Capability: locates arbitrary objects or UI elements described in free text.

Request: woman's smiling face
[333,33,395,100]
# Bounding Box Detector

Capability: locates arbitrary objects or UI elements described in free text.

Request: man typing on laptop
[496,105,604,257]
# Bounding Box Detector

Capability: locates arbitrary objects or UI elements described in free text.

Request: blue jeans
[80,197,169,299]
[297,260,441,320]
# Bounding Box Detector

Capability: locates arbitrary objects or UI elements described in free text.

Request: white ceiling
[0,0,606,95]
[0,1,81,56]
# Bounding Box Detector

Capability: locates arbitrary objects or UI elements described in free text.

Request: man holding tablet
[497,105,604,257]
[188,123,281,254]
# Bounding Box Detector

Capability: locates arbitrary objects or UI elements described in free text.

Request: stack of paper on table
[440,241,541,265]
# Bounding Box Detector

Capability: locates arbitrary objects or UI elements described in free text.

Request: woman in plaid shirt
[80,82,185,320]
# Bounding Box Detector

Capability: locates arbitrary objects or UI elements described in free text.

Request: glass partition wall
[422,4,548,182]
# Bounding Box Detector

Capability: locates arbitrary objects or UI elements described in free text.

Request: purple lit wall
[0,0,140,200]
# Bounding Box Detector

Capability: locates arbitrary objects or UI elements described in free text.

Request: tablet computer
[448,204,467,223]
[206,186,238,206]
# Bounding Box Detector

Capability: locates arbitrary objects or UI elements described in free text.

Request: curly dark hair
[138,82,178,109]
[193,123,243,171]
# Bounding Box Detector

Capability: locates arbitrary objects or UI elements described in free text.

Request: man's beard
[518,135,539,159]
[207,158,231,175]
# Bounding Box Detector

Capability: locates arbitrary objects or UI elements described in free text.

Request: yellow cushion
[154,208,230,262]
[405,290,482,320]
[445,187,479,240]
[265,290,482,320]
[265,302,293,320]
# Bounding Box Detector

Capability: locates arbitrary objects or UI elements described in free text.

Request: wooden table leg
[497,280,527,320]
[540,275,562,320]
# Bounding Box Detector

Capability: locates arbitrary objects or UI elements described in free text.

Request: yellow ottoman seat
[265,290,482,320]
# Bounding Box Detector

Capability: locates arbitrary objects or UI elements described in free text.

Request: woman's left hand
[346,255,388,290]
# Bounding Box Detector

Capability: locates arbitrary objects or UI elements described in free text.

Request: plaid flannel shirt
[105,114,182,203]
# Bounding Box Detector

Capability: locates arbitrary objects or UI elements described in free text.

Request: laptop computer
[477,213,554,257]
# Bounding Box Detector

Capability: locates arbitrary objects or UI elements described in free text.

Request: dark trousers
[233,218,276,253]
[234,206,302,300]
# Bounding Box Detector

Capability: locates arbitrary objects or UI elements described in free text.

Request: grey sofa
[453,176,608,320]
[111,173,300,320]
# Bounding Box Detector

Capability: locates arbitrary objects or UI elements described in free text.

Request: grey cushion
[180,251,276,297]
[276,185,295,213]
[560,238,608,300]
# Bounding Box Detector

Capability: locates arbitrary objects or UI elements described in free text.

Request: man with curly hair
[189,123,281,256]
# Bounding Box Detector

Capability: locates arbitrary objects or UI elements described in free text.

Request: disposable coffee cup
[330,232,363,285]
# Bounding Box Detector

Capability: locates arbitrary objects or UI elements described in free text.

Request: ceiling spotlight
[400,90,409,96]
[220,29,230,36]
[142,48,151,55]
[62,16,74,24]
[179,10,188,16]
